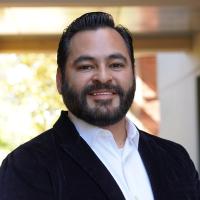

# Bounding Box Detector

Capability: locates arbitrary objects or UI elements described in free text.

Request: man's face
[57,27,135,127]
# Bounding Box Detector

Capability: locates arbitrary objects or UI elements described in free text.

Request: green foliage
[0,53,65,152]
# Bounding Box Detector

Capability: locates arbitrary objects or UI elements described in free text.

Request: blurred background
[0,0,200,171]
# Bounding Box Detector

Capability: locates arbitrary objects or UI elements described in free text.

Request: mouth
[88,90,117,100]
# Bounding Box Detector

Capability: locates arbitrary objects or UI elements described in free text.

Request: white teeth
[92,92,112,96]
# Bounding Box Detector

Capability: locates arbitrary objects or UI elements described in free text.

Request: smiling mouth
[88,90,117,99]
[89,89,116,95]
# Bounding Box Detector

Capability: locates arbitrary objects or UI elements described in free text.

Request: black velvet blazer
[0,111,200,200]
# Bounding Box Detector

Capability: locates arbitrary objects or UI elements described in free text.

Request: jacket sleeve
[0,146,54,200]
[181,145,200,198]
[161,139,200,199]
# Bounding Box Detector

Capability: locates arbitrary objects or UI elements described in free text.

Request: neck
[102,117,127,148]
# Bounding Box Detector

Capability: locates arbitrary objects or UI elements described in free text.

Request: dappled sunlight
[0,53,64,160]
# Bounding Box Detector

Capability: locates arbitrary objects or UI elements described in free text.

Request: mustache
[82,82,124,96]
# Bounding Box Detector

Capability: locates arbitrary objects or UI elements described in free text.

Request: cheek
[127,69,135,85]
[66,73,91,92]
[117,71,134,90]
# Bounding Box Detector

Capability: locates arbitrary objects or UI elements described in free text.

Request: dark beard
[61,80,135,127]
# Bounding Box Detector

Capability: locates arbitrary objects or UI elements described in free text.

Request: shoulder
[139,130,189,155]
[138,130,197,173]
[0,129,56,174]
[3,128,56,167]
[0,111,77,176]
[0,129,57,199]
[0,128,58,179]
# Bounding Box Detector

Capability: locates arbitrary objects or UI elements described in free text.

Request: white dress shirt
[68,112,154,200]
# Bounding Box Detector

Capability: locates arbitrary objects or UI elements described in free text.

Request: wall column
[157,50,200,169]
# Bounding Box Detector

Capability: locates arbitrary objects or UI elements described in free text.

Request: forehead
[67,27,130,59]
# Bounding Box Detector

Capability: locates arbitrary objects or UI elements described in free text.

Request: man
[0,12,199,200]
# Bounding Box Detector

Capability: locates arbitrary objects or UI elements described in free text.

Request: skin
[57,27,134,148]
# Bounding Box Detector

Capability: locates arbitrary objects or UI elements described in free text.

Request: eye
[110,63,125,70]
[77,65,95,71]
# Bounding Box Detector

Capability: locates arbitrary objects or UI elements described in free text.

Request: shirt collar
[68,112,139,149]
[126,117,140,148]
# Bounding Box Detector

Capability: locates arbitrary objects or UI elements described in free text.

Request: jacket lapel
[53,111,125,200]
[138,131,171,200]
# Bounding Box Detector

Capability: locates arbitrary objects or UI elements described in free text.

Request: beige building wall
[157,51,200,169]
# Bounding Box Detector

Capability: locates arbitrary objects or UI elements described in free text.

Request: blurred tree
[0,53,65,152]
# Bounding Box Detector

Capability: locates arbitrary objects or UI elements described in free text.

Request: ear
[56,68,62,94]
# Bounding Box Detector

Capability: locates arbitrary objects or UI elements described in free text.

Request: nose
[92,66,112,83]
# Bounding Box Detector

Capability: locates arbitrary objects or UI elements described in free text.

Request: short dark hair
[57,12,135,79]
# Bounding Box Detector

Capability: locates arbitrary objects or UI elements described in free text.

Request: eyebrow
[73,53,128,65]
[108,53,128,63]
[73,55,95,65]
